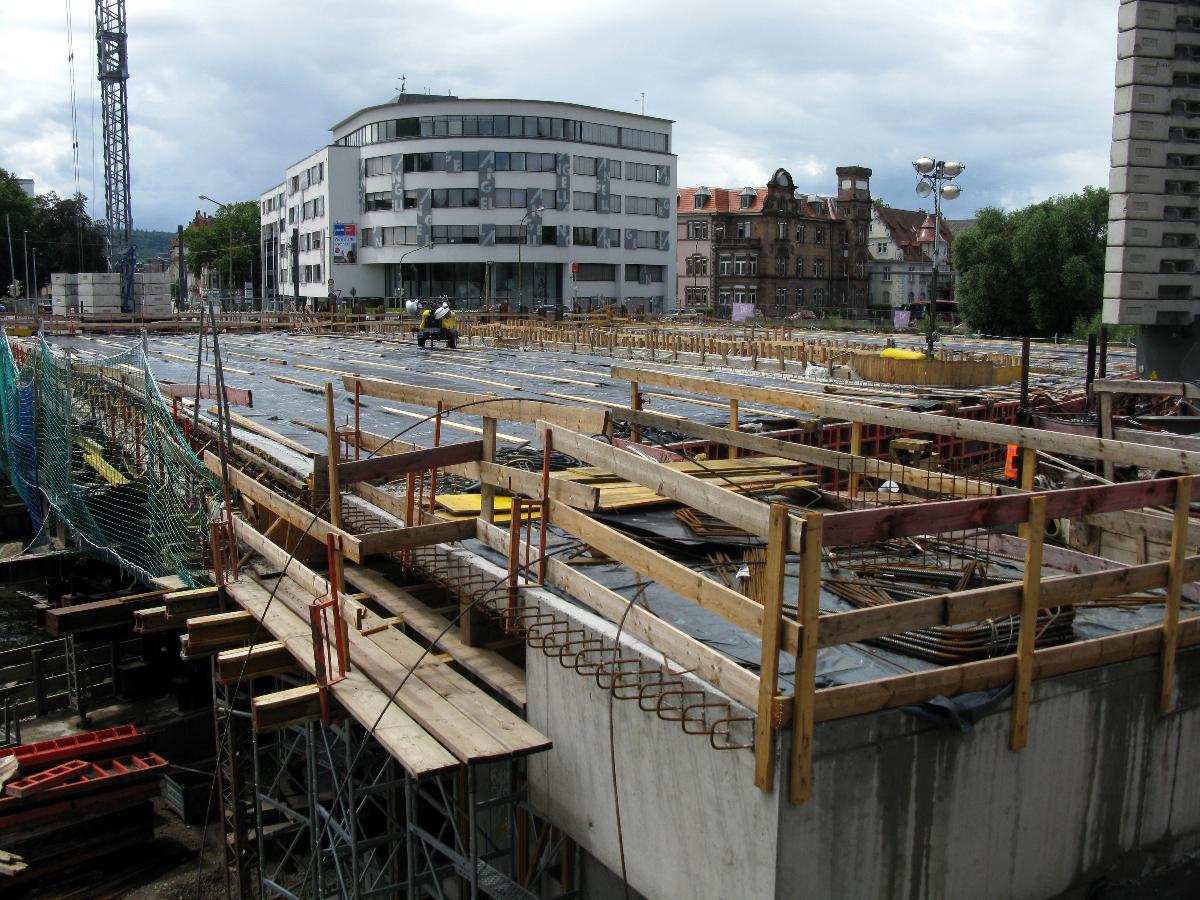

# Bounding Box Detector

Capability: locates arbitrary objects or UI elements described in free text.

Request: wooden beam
[343,376,610,433]
[603,405,995,499]
[1093,379,1200,399]
[1010,495,1046,751]
[1113,427,1200,454]
[336,441,483,485]
[821,476,1200,548]
[475,518,760,711]
[480,417,498,524]
[253,683,342,733]
[547,498,796,653]
[541,421,776,541]
[814,614,1200,724]
[477,461,600,511]
[225,575,458,775]
[216,641,297,684]
[206,406,317,457]
[160,382,253,407]
[754,505,789,791]
[343,563,526,708]
[608,365,1200,474]
[357,519,477,555]
[1159,476,1194,712]
[789,513,822,805]
[818,554,1200,649]
[204,451,366,562]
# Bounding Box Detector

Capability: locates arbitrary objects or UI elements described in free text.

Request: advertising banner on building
[893,309,912,329]
[478,152,496,210]
[556,154,570,210]
[596,158,611,214]
[731,302,757,322]
[332,223,358,264]
[416,190,433,247]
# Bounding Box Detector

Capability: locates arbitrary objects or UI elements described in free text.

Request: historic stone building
[676,167,872,318]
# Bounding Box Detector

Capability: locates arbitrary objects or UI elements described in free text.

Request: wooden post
[630,381,642,444]
[324,383,344,594]
[848,421,863,501]
[1017,447,1038,537]
[729,399,740,460]
[754,505,789,791]
[1010,494,1046,751]
[789,512,822,804]
[1098,326,1108,379]
[1098,391,1115,482]
[479,417,498,524]
[1159,476,1194,712]
[1019,336,1031,426]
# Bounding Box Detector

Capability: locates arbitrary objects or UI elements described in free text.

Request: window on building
[572,191,596,212]
[813,287,824,305]
[815,227,825,246]
[575,263,616,281]
[776,258,786,276]
[734,255,747,276]
[776,287,787,307]
[718,254,732,276]
[735,220,751,239]
[694,194,705,209]
[687,220,709,239]
[796,223,806,242]
[749,255,758,276]
[795,287,804,306]
[855,261,865,279]
[714,221,725,239]
[739,191,754,210]
[814,258,825,277]
[718,287,732,306]
[795,258,805,277]
[777,222,787,240]
[876,241,887,254]
[882,267,891,282]
[747,286,757,305]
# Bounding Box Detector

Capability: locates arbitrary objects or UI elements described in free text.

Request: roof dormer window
[694,186,711,209]
[739,187,756,210]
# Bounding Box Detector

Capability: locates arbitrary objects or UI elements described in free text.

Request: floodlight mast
[911,158,966,358]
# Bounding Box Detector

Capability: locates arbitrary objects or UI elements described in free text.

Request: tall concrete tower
[1105,0,1200,380]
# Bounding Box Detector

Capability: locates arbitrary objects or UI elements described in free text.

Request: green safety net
[0,331,221,588]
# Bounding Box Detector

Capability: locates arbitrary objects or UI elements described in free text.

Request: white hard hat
[404,299,419,315]
[434,303,449,320]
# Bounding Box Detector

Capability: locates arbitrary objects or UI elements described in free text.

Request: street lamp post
[912,157,965,359]
[516,206,545,316]
[31,248,37,304]
[397,241,433,309]
[198,194,234,311]
[23,231,29,302]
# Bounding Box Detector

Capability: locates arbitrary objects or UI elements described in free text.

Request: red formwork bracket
[309,533,349,724]
[2,752,166,803]
[6,759,91,797]
[0,724,142,772]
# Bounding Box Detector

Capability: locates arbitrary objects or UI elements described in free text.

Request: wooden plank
[206,406,316,457]
[608,365,1200,474]
[216,641,297,684]
[547,498,797,654]
[336,441,483,485]
[343,563,526,708]
[253,684,341,732]
[478,462,600,511]
[225,576,458,775]
[818,554,1200,649]
[343,376,609,433]
[1010,495,1046,751]
[231,514,331,600]
[821,476,1200,548]
[754,505,789,791]
[1093,379,1200,399]
[814,614,1200,724]
[1159,476,1194,712]
[541,422,777,541]
[605,405,995,499]
[789,513,822,805]
[205,451,365,562]
[262,572,549,761]
[1113,427,1200,453]
[380,406,527,444]
[357,519,477,555]
[480,417,498,525]
[159,382,253,406]
[475,518,760,711]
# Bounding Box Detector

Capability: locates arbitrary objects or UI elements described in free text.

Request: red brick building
[676,166,872,317]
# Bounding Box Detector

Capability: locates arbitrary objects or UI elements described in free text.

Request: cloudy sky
[2,0,1118,232]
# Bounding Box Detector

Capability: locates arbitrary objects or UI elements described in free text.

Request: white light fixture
[915,179,933,198]
[939,182,962,200]
[913,157,935,174]
[941,161,965,177]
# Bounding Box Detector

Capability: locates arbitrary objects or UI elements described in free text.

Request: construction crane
[94,0,135,312]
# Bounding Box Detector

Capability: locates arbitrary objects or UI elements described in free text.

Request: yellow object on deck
[880,347,927,361]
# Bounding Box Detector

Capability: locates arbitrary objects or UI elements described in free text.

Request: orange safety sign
[1003,444,1019,480]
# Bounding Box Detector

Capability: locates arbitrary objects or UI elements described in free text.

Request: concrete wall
[524,581,1200,899]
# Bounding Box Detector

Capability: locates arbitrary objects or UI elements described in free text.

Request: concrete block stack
[1104,0,1200,379]
[133,272,173,314]
[49,272,174,315]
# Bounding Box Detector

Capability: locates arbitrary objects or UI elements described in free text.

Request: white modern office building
[259,94,677,312]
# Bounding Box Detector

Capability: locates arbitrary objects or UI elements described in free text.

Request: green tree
[185,201,261,293]
[954,187,1108,337]
[0,167,107,297]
